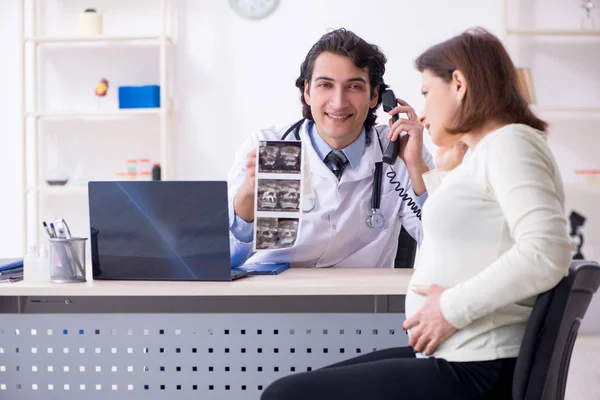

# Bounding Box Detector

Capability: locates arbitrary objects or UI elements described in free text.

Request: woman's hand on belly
[403,284,457,355]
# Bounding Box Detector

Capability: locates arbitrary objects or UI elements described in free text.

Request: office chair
[512,260,600,400]
[394,226,417,268]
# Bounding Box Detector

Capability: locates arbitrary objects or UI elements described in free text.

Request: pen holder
[49,237,87,283]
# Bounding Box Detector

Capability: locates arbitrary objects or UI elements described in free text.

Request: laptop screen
[88,181,231,281]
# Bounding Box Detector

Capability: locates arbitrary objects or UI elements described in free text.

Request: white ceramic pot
[78,10,103,36]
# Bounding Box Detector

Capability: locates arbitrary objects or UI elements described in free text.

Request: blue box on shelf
[118,85,160,109]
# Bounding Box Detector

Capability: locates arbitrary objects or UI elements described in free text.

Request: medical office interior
[1,0,600,399]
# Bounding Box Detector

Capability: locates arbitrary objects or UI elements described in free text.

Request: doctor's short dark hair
[415,27,547,134]
[295,28,388,132]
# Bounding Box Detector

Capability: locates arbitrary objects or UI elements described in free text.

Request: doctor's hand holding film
[233,149,257,223]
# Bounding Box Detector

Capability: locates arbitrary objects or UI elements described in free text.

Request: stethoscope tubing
[284,120,385,230]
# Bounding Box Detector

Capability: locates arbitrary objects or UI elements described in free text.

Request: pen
[54,218,85,277]
[49,223,57,238]
[42,221,54,238]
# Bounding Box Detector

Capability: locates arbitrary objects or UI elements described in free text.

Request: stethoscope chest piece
[366,210,386,230]
[303,197,316,212]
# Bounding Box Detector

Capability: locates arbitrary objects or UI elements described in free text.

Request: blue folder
[236,262,290,275]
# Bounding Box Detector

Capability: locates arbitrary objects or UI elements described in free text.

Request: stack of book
[0,259,24,283]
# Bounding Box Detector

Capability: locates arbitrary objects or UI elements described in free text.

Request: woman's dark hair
[295,28,388,132]
[415,27,547,133]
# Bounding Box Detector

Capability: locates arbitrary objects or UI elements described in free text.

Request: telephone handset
[380,88,423,219]
[381,89,400,164]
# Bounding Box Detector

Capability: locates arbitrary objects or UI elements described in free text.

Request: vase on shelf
[580,0,596,30]
[44,134,71,187]
[45,164,70,187]
[78,8,103,36]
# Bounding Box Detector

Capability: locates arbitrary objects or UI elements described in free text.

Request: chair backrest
[394,225,417,269]
[512,260,600,400]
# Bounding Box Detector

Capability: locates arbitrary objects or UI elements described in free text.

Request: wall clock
[229,0,280,20]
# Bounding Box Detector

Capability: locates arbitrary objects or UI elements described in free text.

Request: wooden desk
[0,269,412,400]
[0,268,413,297]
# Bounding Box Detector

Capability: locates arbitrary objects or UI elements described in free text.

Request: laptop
[88,181,249,281]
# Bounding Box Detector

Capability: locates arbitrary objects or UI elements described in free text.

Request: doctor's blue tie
[325,150,348,180]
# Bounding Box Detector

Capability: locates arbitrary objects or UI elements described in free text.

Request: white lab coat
[227,120,434,268]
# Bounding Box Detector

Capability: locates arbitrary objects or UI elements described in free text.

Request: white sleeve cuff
[422,169,449,194]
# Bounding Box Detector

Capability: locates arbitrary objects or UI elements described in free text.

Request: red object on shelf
[95,78,109,97]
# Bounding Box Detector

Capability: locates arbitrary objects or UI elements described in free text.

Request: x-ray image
[258,144,280,172]
[255,217,299,250]
[257,180,279,211]
[279,145,301,171]
[254,140,303,252]
[258,141,301,174]
[257,179,301,212]
[256,218,279,250]
[278,180,301,211]
[275,219,299,248]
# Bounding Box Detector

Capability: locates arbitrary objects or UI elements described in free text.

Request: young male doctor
[228,28,434,268]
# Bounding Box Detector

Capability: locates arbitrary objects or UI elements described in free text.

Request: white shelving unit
[21,0,175,252]
[26,108,165,120]
[501,0,600,114]
[534,106,600,114]
[24,35,172,44]
[25,185,88,196]
[501,1,600,266]
[505,29,600,36]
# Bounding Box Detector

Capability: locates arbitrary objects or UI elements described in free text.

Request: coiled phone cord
[386,167,422,220]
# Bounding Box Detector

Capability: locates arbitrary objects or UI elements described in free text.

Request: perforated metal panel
[0,313,407,400]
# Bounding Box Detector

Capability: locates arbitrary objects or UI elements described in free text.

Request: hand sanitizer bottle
[24,245,39,282]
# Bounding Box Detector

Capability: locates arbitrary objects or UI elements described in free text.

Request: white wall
[0,0,504,253]
[172,0,503,183]
[0,0,23,258]
[1,0,599,331]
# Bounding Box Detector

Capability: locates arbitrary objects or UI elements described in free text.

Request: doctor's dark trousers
[260,346,516,400]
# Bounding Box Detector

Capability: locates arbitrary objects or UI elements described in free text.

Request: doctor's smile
[325,112,352,121]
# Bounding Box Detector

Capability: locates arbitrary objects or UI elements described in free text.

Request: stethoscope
[281,119,387,230]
